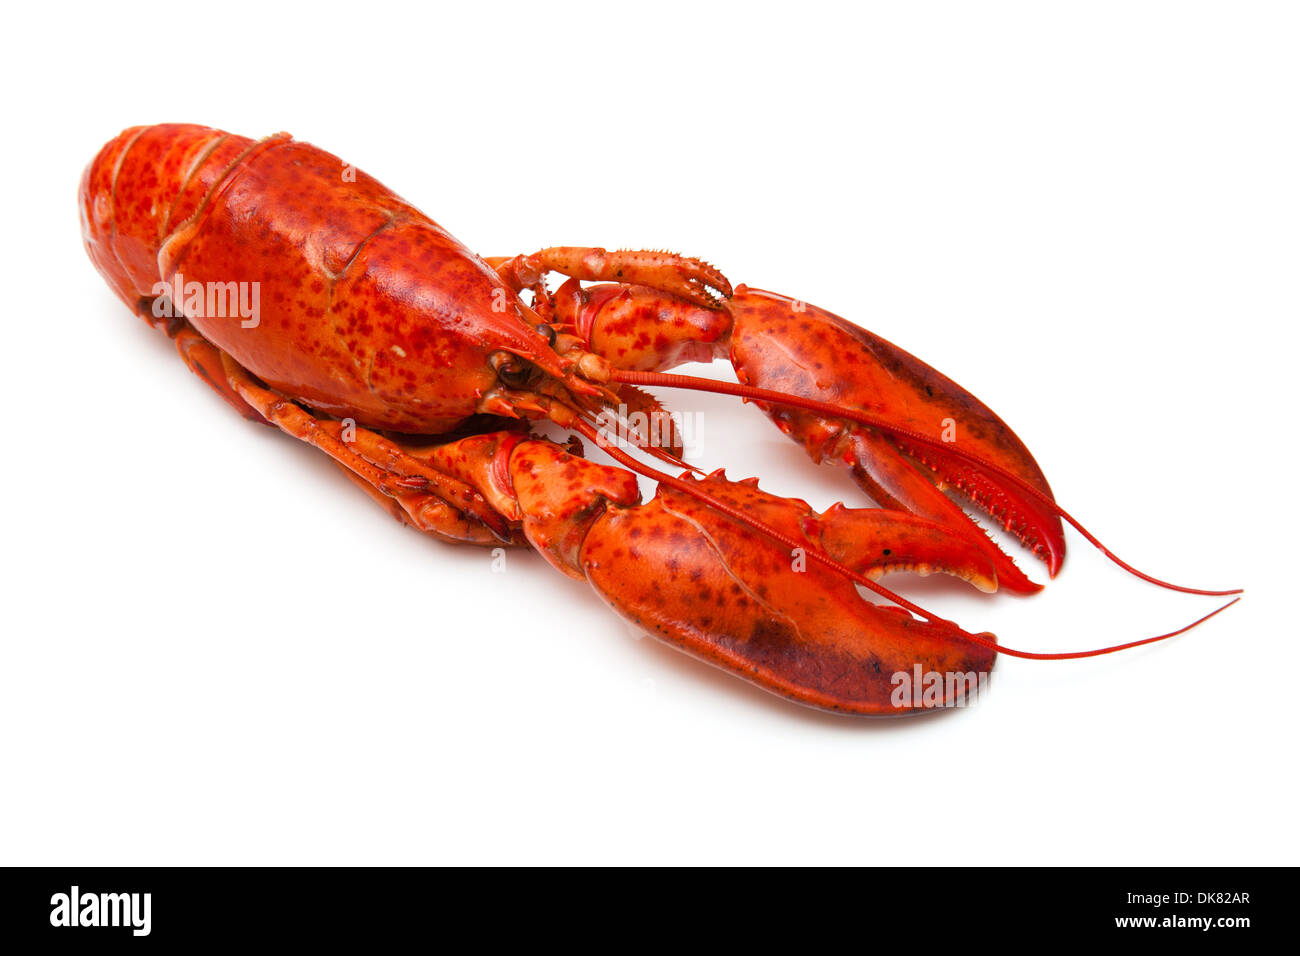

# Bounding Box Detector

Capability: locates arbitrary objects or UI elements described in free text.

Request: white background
[1,1,1295,865]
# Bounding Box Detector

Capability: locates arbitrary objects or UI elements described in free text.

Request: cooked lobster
[79,124,1238,715]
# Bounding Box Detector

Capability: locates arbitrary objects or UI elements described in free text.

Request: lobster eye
[489,351,538,389]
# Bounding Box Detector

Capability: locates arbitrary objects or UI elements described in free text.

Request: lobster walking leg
[217,354,517,545]
[171,324,265,424]
[123,289,516,542]
[131,293,265,423]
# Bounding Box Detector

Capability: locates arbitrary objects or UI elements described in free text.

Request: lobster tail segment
[80,124,252,312]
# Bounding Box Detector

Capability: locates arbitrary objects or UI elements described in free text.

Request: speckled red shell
[81,123,552,433]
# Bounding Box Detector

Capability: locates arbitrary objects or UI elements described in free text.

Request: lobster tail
[80,124,250,312]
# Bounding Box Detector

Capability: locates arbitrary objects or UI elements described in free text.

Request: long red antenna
[571,418,1238,661]
[611,369,1242,597]
[958,598,1238,660]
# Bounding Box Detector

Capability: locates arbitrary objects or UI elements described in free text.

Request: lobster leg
[216,353,520,545]
[133,294,264,423]
[126,294,514,542]
[171,325,266,424]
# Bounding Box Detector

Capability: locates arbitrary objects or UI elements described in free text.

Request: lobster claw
[726,287,1067,592]
[578,471,999,715]
[557,280,1065,592]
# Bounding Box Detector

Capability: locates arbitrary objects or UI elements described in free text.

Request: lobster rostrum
[80,124,1238,716]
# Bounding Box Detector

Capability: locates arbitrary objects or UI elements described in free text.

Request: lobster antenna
[610,369,1242,598]
[571,418,1238,660]
[957,598,1239,660]
[589,403,703,475]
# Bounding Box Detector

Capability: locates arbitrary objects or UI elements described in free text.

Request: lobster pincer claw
[459,437,1000,715]
[578,472,999,715]
[555,280,1063,592]
[725,286,1067,592]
